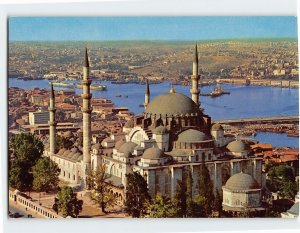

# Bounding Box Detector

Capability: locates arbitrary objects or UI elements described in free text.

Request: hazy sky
[9,16,298,41]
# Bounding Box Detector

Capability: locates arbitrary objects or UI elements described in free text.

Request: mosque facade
[44,45,264,205]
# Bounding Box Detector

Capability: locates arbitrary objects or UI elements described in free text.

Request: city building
[44,46,264,205]
[29,110,49,125]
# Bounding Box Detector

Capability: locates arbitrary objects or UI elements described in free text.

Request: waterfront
[9,78,299,148]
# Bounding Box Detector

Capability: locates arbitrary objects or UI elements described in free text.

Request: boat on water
[76,83,107,91]
[115,94,128,98]
[200,85,230,97]
[51,81,74,88]
[210,86,230,97]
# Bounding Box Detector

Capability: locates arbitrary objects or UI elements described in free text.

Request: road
[9,205,33,218]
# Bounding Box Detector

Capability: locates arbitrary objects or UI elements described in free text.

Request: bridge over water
[213,115,299,125]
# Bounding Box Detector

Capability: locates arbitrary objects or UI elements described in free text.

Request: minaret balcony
[48,121,57,126]
[82,107,92,113]
[191,74,200,80]
[81,93,92,99]
[190,89,200,94]
[48,107,56,112]
[82,80,92,85]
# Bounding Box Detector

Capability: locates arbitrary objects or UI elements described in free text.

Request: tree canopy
[56,135,73,150]
[87,164,117,213]
[125,172,151,218]
[32,157,60,192]
[53,186,83,218]
[267,164,297,199]
[148,194,178,218]
[9,133,44,191]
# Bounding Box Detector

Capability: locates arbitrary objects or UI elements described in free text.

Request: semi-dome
[143,147,164,159]
[145,93,201,117]
[226,140,248,153]
[211,123,223,131]
[91,143,101,150]
[124,119,134,128]
[119,142,137,154]
[101,137,114,147]
[152,125,168,135]
[225,172,259,191]
[177,129,209,142]
[115,140,125,150]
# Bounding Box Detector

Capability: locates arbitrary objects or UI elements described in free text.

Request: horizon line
[9,37,298,43]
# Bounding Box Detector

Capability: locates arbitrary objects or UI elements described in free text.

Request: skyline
[9,16,298,41]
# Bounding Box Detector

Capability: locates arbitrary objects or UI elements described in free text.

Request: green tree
[174,179,187,217]
[87,164,117,213]
[9,161,33,191]
[213,189,223,214]
[9,133,44,191]
[32,157,60,192]
[53,186,83,218]
[197,164,214,216]
[10,133,44,168]
[56,135,73,150]
[148,194,178,218]
[267,164,297,199]
[125,172,151,218]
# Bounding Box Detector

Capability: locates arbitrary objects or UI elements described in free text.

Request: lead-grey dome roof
[145,93,201,117]
[226,140,248,153]
[225,172,259,191]
[152,125,168,135]
[119,142,137,154]
[142,147,164,159]
[177,129,209,142]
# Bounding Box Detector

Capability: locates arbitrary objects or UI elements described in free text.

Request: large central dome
[145,93,201,117]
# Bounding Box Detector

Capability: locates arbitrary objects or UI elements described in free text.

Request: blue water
[9,79,299,120]
[9,78,299,148]
[252,132,299,148]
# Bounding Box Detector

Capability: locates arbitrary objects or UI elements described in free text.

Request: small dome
[101,137,114,147]
[177,129,209,142]
[91,143,101,150]
[211,123,223,131]
[143,147,164,159]
[225,172,259,191]
[124,119,134,128]
[57,148,66,155]
[152,125,168,135]
[115,140,125,150]
[63,131,73,138]
[119,142,137,154]
[226,140,248,153]
[70,147,78,153]
[63,150,71,156]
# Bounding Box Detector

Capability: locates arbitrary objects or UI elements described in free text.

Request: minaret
[81,48,92,188]
[144,79,150,109]
[48,83,56,155]
[170,82,175,93]
[190,43,200,106]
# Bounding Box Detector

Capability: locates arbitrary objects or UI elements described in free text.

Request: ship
[200,84,230,97]
[51,81,74,88]
[76,84,107,91]
[210,85,230,97]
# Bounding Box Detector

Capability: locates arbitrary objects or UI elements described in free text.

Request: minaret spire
[190,43,200,106]
[81,48,92,189]
[84,47,89,67]
[144,79,150,109]
[49,83,56,155]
